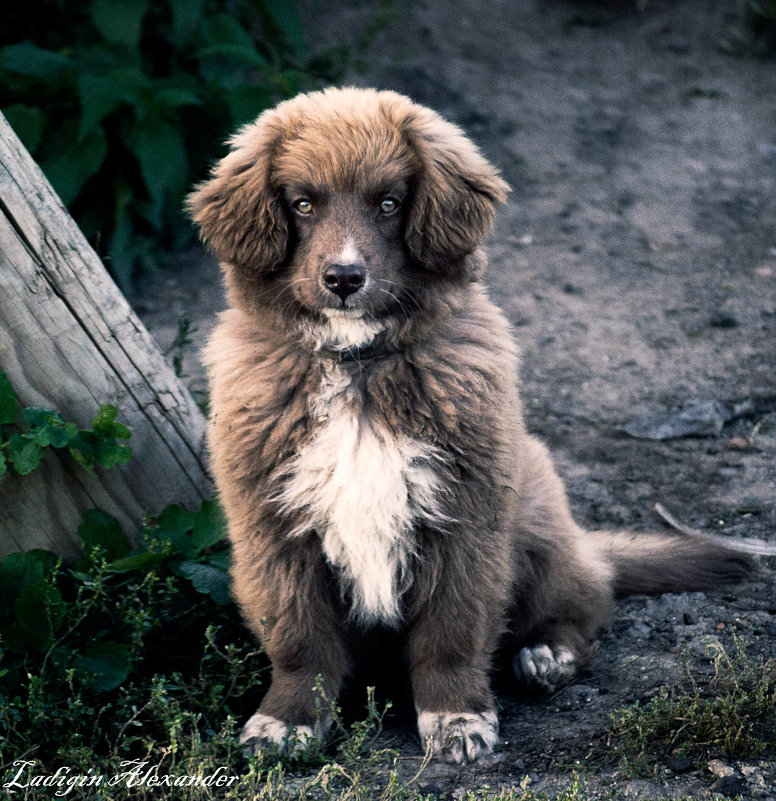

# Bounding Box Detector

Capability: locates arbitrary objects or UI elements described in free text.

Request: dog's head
[188,87,508,341]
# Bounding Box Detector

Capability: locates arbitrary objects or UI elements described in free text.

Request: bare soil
[132,1,776,797]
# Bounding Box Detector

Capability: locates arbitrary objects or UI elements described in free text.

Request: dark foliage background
[0,0,345,290]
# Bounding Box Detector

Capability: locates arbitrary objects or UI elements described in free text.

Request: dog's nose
[323,262,366,301]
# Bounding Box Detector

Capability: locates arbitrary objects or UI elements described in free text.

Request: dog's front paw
[417,710,499,764]
[239,711,329,757]
[513,644,578,693]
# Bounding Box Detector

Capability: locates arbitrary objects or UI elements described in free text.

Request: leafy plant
[0,0,345,290]
[0,370,131,476]
[0,509,440,800]
[166,315,199,379]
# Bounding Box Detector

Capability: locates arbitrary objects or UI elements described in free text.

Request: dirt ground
[132,0,776,797]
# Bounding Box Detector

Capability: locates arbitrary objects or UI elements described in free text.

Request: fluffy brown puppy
[188,87,752,764]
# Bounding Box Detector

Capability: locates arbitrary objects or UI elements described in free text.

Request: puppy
[188,87,752,763]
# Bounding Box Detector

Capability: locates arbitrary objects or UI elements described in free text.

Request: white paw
[513,644,577,693]
[239,711,328,757]
[417,710,499,764]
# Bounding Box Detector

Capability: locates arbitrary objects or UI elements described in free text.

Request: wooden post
[0,113,212,559]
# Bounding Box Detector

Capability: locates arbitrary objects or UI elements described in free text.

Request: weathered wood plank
[0,112,212,559]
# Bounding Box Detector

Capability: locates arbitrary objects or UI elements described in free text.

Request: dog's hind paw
[417,710,499,764]
[513,644,578,693]
[239,711,327,757]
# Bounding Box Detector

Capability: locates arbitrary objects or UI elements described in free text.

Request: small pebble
[666,755,693,772]
[707,759,734,778]
[709,312,739,328]
[713,774,745,797]
[726,437,750,451]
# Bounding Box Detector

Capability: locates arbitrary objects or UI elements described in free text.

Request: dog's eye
[293,199,313,215]
[379,197,399,215]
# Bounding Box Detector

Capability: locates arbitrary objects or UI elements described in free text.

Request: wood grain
[0,113,212,559]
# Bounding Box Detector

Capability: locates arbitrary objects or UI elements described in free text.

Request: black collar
[323,331,388,363]
[328,342,380,363]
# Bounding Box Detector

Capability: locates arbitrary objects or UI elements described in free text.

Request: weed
[165,316,199,379]
[609,632,776,772]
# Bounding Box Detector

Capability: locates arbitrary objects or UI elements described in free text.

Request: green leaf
[35,422,80,448]
[128,114,189,229]
[195,43,268,68]
[23,407,79,448]
[107,551,166,573]
[14,582,67,642]
[0,371,19,425]
[207,550,231,572]
[154,88,201,110]
[76,73,124,141]
[179,561,231,606]
[91,405,131,440]
[68,430,98,473]
[7,434,44,475]
[0,451,6,478]
[91,0,151,50]
[48,421,80,448]
[40,126,108,206]
[1,622,47,655]
[192,497,227,552]
[96,439,132,469]
[169,0,206,43]
[156,504,197,557]
[104,66,153,105]
[157,504,196,534]
[0,42,73,82]
[263,0,306,56]
[106,179,136,290]
[203,13,260,50]
[66,406,133,470]
[23,407,57,428]
[2,104,47,154]
[78,509,129,561]
[75,641,133,691]
[0,550,58,618]
[222,84,274,126]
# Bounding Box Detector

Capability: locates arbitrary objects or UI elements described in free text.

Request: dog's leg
[508,436,614,695]
[408,613,500,763]
[406,537,510,764]
[232,540,351,756]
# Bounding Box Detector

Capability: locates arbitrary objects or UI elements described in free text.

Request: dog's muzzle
[323,262,366,302]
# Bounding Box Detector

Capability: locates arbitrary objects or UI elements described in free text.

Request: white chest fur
[274,362,446,625]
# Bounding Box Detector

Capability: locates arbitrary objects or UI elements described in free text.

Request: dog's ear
[186,112,288,273]
[402,107,509,276]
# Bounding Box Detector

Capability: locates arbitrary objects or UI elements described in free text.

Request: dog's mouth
[321,307,367,320]
[316,290,371,316]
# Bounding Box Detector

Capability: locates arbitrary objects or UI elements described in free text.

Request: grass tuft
[609,632,776,773]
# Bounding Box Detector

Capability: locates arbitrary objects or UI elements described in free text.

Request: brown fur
[188,87,751,763]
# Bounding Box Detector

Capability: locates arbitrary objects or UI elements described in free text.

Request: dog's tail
[589,526,774,598]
